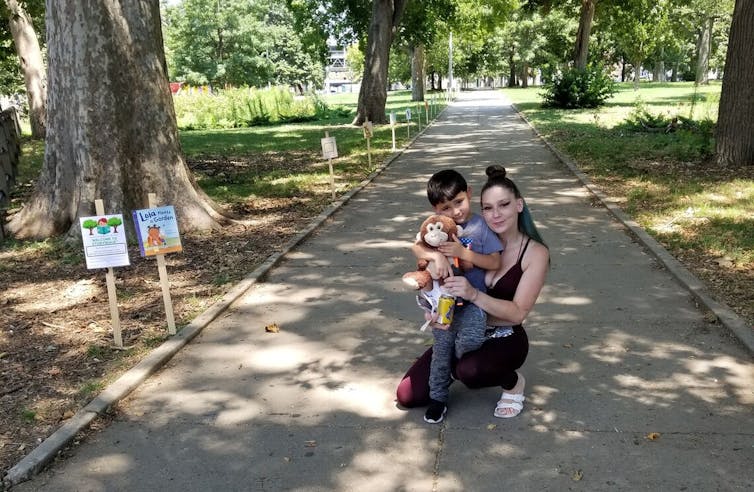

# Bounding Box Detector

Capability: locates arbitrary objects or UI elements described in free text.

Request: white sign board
[389,112,396,126]
[321,136,338,159]
[79,214,130,269]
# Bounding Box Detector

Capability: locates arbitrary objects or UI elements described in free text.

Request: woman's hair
[481,165,548,248]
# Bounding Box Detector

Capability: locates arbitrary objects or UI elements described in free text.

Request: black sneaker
[424,399,447,424]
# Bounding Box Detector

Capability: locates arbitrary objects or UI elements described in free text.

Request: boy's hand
[424,310,448,330]
[437,235,465,260]
[428,253,454,279]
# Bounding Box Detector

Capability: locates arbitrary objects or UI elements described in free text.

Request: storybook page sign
[79,214,130,269]
[132,205,183,257]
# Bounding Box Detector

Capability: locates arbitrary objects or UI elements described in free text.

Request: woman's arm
[443,242,549,325]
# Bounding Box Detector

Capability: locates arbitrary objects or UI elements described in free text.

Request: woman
[396,165,549,418]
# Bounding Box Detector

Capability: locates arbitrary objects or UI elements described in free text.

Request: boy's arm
[411,241,454,279]
[437,239,502,271]
[460,249,501,271]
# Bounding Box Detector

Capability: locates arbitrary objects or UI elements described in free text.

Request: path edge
[508,100,753,356]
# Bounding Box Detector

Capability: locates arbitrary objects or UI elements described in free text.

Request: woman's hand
[441,275,477,301]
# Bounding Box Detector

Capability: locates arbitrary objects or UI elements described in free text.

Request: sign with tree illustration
[132,205,183,257]
[79,214,130,269]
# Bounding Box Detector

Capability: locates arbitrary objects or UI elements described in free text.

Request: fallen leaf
[304,440,317,447]
[562,343,573,348]
[48,367,62,376]
[486,424,497,430]
[572,469,583,481]
[646,432,661,441]
[265,323,280,333]
[63,410,75,419]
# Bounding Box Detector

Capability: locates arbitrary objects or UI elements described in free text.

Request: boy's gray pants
[428,303,486,402]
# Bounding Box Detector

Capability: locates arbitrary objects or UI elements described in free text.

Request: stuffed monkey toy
[402,214,465,290]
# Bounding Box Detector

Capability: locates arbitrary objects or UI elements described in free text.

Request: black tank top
[487,237,531,303]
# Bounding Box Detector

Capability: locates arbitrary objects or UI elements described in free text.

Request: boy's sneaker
[424,399,447,424]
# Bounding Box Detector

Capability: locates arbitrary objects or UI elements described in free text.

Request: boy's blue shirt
[458,213,503,292]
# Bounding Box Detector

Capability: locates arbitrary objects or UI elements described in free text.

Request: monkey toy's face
[420,215,458,248]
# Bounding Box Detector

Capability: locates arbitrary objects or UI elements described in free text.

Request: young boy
[411,169,503,423]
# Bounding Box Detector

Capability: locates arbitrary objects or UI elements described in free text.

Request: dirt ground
[1,153,752,477]
[0,154,334,475]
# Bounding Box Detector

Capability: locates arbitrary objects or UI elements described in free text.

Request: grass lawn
[502,82,753,325]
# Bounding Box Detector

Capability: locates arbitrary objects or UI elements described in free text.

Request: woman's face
[481,185,523,236]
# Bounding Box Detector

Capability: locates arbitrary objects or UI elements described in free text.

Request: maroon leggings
[396,326,529,408]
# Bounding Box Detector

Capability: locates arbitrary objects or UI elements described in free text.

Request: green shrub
[541,65,616,109]
[173,86,325,130]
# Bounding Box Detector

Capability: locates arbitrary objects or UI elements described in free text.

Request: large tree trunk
[695,16,713,85]
[6,0,46,139]
[7,0,227,240]
[573,0,595,69]
[507,51,516,87]
[410,43,425,102]
[716,0,754,167]
[353,0,408,125]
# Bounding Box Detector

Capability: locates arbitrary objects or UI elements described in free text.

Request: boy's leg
[428,327,456,402]
[453,304,487,359]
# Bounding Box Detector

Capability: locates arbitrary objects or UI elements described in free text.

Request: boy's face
[432,189,472,224]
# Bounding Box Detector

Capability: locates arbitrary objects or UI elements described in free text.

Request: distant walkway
[13,91,754,491]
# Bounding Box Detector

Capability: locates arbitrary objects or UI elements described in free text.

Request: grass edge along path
[501,83,753,347]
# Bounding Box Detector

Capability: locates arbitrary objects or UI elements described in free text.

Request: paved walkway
[11,91,754,491]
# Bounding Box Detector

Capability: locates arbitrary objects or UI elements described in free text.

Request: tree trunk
[353,0,408,125]
[6,0,227,240]
[507,51,516,87]
[695,16,713,85]
[521,63,529,88]
[573,0,595,69]
[633,59,641,90]
[410,43,425,102]
[716,0,754,167]
[6,0,46,139]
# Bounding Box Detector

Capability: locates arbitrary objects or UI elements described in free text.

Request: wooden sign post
[363,121,373,170]
[147,193,177,334]
[94,199,124,348]
[389,112,397,151]
[321,132,338,200]
[405,108,412,139]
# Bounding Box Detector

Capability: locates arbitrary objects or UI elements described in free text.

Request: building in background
[323,45,359,94]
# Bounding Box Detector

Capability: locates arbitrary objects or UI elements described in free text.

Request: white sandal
[494,392,525,418]
[494,373,525,418]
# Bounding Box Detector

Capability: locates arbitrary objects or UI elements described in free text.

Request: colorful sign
[79,214,130,269]
[362,121,373,139]
[132,205,183,257]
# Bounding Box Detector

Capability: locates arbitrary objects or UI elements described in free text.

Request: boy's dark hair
[426,169,468,206]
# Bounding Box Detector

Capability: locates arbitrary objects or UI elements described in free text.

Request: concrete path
[13,91,754,491]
